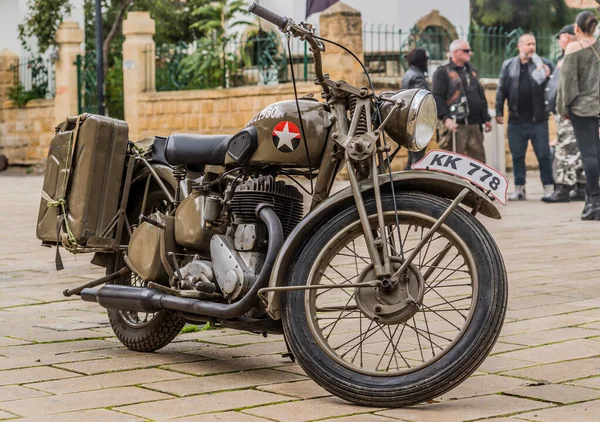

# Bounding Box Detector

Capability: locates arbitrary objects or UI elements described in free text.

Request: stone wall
[0,99,55,164]
[0,22,81,167]
[0,7,550,172]
[0,76,548,170]
[131,81,547,172]
[134,82,416,174]
[136,83,317,140]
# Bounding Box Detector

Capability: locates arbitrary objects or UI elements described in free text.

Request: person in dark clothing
[558,12,600,220]
[496,34,555,201]
[432,39,492,163]
[402,48,430,169]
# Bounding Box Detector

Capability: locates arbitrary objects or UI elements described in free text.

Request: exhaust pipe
[81,204,283,319]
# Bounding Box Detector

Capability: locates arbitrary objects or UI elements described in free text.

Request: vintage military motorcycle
[36,3,508,407]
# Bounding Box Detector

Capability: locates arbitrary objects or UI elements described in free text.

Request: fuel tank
[226,99,332,167]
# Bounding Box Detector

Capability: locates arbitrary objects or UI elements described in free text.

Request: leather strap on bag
[57,114,82,246]
[62,114,83,201]
[43,115,84,269]
[55,216,65,271]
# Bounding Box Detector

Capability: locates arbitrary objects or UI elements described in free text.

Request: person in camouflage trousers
[544,116,586,202]
[543,25,586,203]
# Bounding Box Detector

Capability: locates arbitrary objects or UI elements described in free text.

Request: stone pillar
[54,22,83,124]
[123,11,155,141]
[319,2,364,87]
[0,49,19,105]
[0,49,18,166]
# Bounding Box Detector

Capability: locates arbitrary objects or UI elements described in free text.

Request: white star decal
[273,122,300,151]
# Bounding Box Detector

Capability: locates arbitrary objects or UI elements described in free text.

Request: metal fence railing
[144,25,564,93]
[363,24,561,81]
[146,32,315,92]
[8,55,55,104]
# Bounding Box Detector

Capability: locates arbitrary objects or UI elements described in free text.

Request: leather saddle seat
[164,134,232,171]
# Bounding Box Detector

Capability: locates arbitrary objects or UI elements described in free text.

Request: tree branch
[102,0,133,78]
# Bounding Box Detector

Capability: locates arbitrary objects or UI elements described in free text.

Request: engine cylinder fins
[234,175,303,199]
[231,176,304,238]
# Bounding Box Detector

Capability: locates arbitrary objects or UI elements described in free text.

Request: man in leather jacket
[495,34,555,201]
[432,39,492,163]
[402,48,430,169]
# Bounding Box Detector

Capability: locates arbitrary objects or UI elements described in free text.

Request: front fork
[345,155,391,277]
[312,89,471,284]
[346,152,471,282]
[336,94,470,283]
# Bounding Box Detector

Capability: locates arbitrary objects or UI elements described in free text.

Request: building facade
[0,0,84,56]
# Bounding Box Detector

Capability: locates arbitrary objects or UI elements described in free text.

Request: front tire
[282,192,507,407]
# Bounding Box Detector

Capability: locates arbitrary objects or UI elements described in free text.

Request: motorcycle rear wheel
[282,192,507,407]
[107,185,185,352]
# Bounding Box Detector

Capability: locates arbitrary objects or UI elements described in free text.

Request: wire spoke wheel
[107,182,185,352]
[118,272,158,329]
[282,192,507,406]
[307,210,476,376]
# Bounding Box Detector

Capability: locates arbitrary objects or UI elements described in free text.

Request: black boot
[581,195,600,220]
[542,184,571,203]
[570,183,587,201]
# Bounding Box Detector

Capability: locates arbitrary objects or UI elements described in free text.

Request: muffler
[80,204,283,319]
[80,284,163,313]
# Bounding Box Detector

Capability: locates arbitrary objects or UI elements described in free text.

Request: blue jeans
[508,121,554,186]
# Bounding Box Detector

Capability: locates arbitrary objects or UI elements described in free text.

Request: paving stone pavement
[0,173,599,421]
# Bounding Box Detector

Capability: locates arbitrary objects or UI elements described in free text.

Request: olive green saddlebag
[36,114,129,261]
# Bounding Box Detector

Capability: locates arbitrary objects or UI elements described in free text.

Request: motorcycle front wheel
[282,191,507,407]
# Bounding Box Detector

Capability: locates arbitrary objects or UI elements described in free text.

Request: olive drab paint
[224,99,331,167]
[36,114,129,249]
[38,2,508,408]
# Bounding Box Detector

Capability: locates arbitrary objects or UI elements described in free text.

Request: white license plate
[412,150,508,205]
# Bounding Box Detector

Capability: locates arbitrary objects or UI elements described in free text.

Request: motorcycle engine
[172,176,304,304]
[229,175,304,239]
[207,176,304,302]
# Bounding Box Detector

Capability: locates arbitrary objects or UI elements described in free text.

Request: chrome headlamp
[378,89,438,152]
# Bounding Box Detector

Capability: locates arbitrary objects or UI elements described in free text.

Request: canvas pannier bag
[36,114,129,254]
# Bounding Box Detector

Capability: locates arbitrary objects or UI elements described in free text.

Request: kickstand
[282,337,296,363]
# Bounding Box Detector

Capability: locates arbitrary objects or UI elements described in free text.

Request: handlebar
[248,2,329,94]
[247,3,289,31]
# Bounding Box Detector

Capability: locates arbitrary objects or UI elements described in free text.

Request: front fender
[266,170,501,319]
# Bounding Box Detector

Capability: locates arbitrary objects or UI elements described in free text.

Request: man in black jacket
[496,33,555,201]
[432,39,492,163]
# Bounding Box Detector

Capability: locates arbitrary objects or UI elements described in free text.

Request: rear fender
[130,163,177,194]
[266,170,501,319]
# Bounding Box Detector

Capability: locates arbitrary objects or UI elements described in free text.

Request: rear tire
[107,270,185,352]
[282,192,507,406]
[107,182,185,352]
